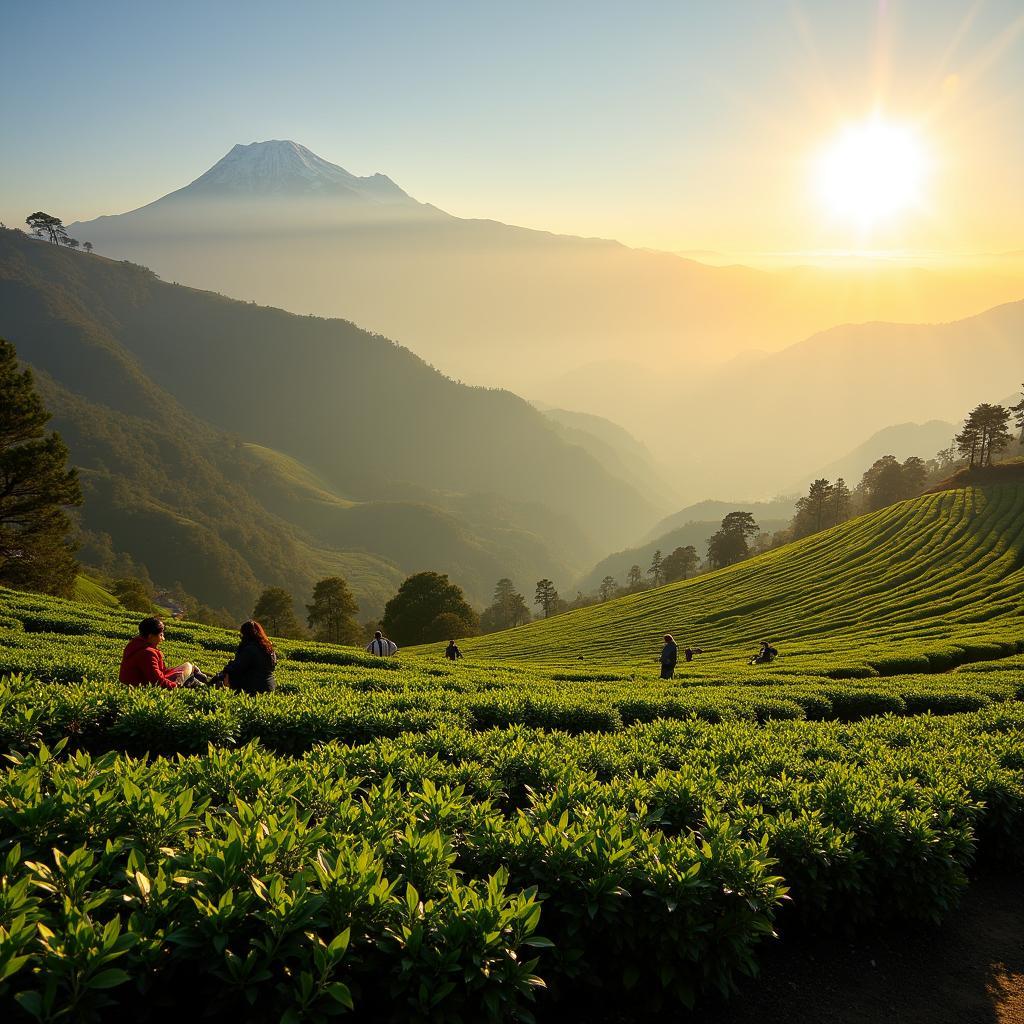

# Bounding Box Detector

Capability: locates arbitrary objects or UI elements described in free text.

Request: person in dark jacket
[445,639,462,661]
[659,634,678,679]
[213,620,277,694]
[119,617,208,688]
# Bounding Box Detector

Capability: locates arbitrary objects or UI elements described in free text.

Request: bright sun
[815,116,929,231]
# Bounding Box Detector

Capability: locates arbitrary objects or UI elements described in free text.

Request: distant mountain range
[69,140,1024,408]
[0,228,663,617]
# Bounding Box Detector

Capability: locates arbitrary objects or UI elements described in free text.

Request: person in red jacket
[119,617,207,688]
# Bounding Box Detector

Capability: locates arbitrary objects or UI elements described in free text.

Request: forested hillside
[0,229,656,615]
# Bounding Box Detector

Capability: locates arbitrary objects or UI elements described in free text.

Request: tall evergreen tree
[598,575,618,601]
[534,578,559,618]
[646,549,664,587]
[253,586,306,638]
[0,338,82,595]
[626,564,644,590]
[832,478,852,525]
[306,576,361,645]
[479,577,530,633]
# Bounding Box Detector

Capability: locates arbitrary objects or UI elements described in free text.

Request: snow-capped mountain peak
[181,140,412,203]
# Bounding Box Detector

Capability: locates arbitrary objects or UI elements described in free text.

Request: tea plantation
[1,483,1023,1021]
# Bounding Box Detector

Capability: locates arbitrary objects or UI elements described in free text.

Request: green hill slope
[462,484,1024,670]
[0,228,650,614]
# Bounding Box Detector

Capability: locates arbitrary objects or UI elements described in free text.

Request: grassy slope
[71,575,120,608]
[460,484,1024,669]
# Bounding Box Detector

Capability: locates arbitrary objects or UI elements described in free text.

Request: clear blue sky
[2,0,1022,252]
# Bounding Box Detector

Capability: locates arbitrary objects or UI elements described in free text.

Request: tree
[480,577,531,633]
[253,586,305,638]
[626,564,644,591]
[957,404,1013,469]
[0,338,82,595]
[901,456,928,494]
[82,241,93,254]
[534,578,560,618]
[832,478,852,525]
[860,456,908,510]
[306,576,361,645]
[793,479,834,538]
[112,577,160,614]
[662,545,699,583]
[65,238,80,250]
[1011,386,1024,446]
[25,212,69,245]
[598,575,618,601]
[706,511,759,569]
[382,571,479,646]
[647,549,664,587]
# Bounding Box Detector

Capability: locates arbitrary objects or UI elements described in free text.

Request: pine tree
[306,577,361,645]
[0,338,82,595]
[534,578,559,618]
[598,575,618,601]
[647,549,664,586]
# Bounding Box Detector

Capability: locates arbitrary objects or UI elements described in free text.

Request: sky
[2,0,1023,258]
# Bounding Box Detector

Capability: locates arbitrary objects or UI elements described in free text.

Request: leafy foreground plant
[0,704,1023,1020]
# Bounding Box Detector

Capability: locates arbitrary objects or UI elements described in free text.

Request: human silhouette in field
[366,630,398,656]
[684,647,703,662]
[659,634,678,679]
[445,639,462,661]
[119,617,209,688]
[749,640,779,665]
[210,620,277,693]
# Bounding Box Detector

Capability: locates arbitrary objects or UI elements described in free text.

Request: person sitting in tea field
[119,617,209,689]
[209,619,277,694]
[445,639,463,661]
[749,640,779,665]
[366,630,398,657]
[659,634,678,679]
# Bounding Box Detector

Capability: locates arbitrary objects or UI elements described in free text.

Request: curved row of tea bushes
[465,485,1024,666]
[1,670,1021,757]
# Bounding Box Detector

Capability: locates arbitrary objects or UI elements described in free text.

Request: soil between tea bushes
[707,874,1024,1024]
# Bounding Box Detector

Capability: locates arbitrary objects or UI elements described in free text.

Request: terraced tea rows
[1,483,1023,1018]
[464,485,1024,667]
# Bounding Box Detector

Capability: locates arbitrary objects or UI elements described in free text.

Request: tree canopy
[706,512,759,569]
[254,586,306,639]
[479,577,531,633]
[382,571,478,646]
[306,576,361,645]
[0,338,82,595]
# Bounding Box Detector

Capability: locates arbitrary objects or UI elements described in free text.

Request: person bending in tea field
[659,634,678,679]
[119,617,209,689]
[445,639,463,661]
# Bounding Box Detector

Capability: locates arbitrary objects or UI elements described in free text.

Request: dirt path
[708,874,1024,1024]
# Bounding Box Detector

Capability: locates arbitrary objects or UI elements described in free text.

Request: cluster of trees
[26,212,93,254]
[0,339,82,596]
[955,401,1018,468]
[250,570,479,648]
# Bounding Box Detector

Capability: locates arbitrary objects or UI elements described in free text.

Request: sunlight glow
[815,117,930,231]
